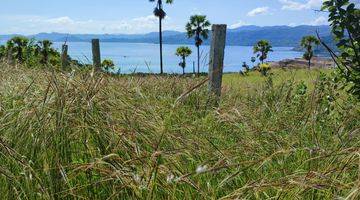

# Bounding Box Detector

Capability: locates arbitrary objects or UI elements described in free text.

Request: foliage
[9,36,29,63]
[150,0,173,19]
[253,40,273,64]
[322,0,360,99]
[0,64,359,199]
[0,36,64,68]
[0,45,5,58]
[36,40,60,66]
[175,46,192,74]
[300,35,320,69]
[259,63,271,76]
[101,59,115,71]
[186,15,211,75]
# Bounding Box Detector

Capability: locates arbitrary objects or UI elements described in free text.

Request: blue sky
[0,0,331,34]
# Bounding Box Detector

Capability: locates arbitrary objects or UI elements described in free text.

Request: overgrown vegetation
[0,62,359,199]
[0,36,80,69]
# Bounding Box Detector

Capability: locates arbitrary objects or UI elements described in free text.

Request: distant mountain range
[0,25,334,48]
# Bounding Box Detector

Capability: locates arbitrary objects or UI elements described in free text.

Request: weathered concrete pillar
[92,39,101,71]
[208,24,227,104]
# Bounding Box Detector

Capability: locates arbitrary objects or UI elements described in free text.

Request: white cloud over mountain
[247,7,270,17]
[229,20,250,29]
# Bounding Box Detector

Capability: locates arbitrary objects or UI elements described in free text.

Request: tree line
[0,0,358,99]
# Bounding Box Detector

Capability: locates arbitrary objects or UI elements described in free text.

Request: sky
[0,0,341,35]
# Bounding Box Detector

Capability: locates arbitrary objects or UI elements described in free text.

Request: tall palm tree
[9,36,29,63]
[149,0,173,74]
[301,36,320,69]
[186,15,211,76]
[253,40,273,64]
[175,46,192,75]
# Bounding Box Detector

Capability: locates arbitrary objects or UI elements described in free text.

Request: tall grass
[0,63,359,199]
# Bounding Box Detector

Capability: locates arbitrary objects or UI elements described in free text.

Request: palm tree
[253,40,273,64]
[186,15,211,76]
[37,40,57,65]
[175,46,192,75]
[149,0,173,74]
[301,36,320,69]
[9,36,29,63]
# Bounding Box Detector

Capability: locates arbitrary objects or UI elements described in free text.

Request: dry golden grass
[0,63,359,199]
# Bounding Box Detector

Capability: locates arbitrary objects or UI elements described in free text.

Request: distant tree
[253,40,273,64]
[102,59,115,71]
[9,36,29,63]
[36,40,58,66]
[301,36,320,69]
[149,0,173,74]
[251,56,257,68]
[175,46,192,75]
[186,15,211,76]
[242,62,250,75]
[251,56,256,64]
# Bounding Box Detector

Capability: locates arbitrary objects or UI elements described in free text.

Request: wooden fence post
[208,24,227,105]
[92,39,101,71]
[61,44,68,70]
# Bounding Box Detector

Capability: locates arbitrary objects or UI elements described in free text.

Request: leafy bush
[101,59,115,71]
[321,0,360,99]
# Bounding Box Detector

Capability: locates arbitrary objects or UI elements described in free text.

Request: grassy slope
[0,64,359,199]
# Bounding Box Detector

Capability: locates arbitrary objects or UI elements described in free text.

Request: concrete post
[92,39,101,71]
[208,24,227,104]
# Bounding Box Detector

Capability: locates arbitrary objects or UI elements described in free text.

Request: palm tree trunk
[308,59,311,70]
[183,57,186,75]
[159,17,164,74]
[197,46,200,76]
[18,48,22,63]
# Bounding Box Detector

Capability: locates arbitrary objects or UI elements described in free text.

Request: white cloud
[247,7,270,17]
[279,0,324,10]
[0,15,181,34]
[308,16,329,25]
[229,20,250,29]
[289,16,329,26]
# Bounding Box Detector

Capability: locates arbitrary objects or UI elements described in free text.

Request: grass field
[0,63,359,199]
